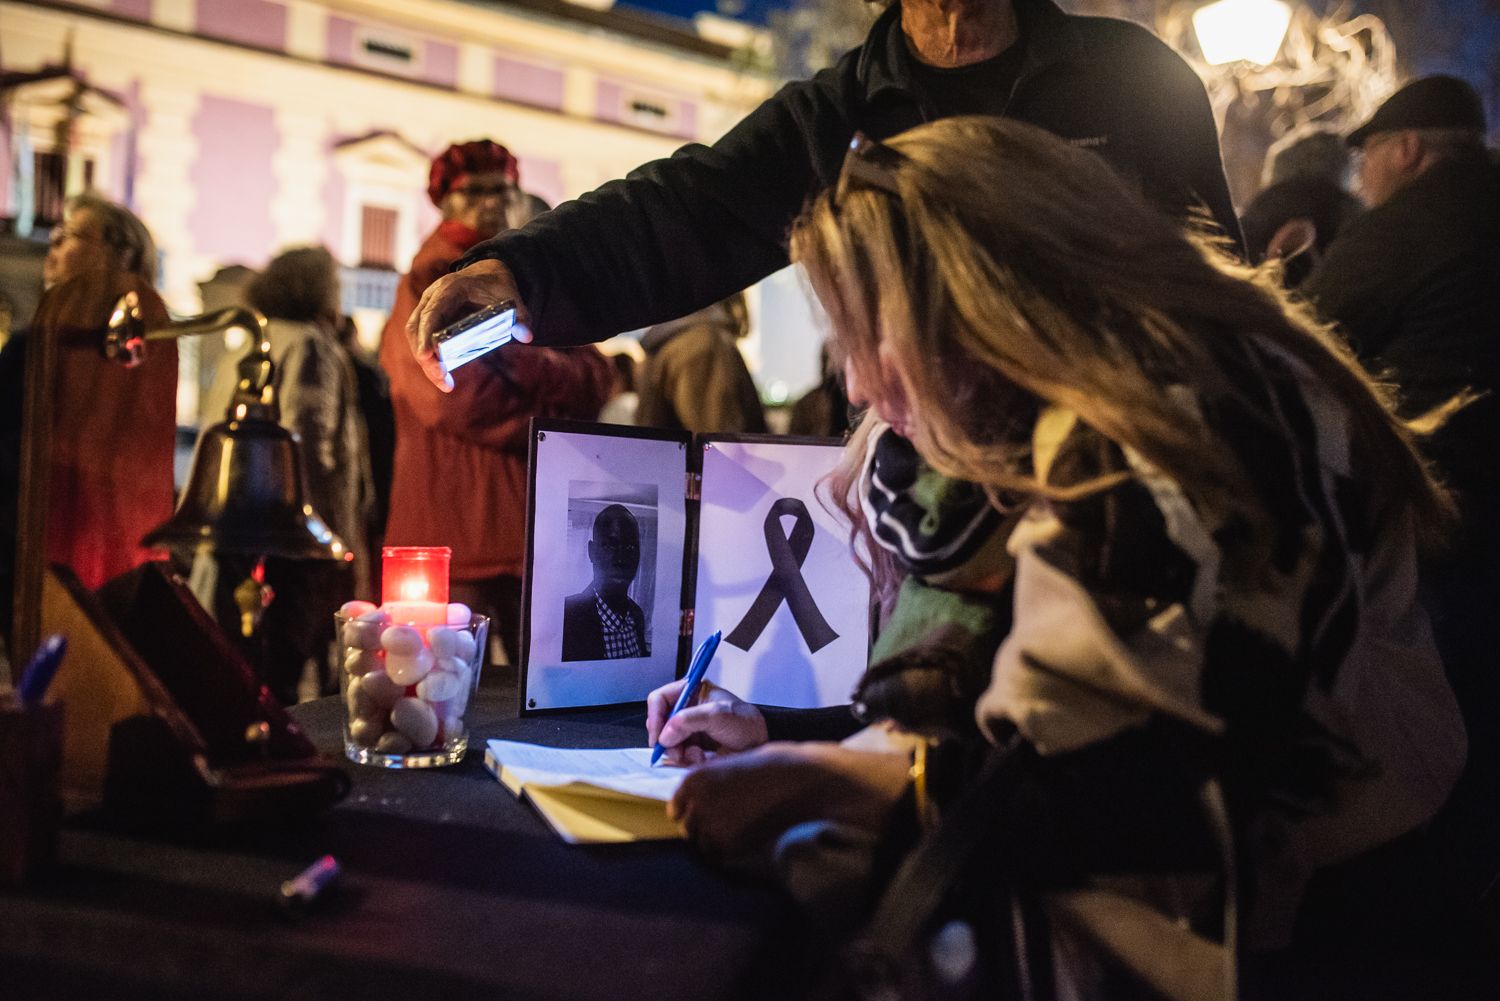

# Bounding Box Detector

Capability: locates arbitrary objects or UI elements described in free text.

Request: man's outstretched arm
[408,72,853,387]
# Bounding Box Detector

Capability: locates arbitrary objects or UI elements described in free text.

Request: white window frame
[331,132,429,272]
[5,75,131,219]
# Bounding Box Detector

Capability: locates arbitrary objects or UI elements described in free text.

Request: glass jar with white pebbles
[335,600,489,768]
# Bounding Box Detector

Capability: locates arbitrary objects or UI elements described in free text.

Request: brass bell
[142,413,350,562]
[106,296,350,562]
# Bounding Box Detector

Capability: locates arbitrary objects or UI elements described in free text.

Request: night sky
[617,0,790,26]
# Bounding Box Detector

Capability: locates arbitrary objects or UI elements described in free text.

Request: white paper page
[694,439,870,707]
[486,740,687,801]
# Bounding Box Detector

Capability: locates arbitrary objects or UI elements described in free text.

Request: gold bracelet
[910,738,937,830]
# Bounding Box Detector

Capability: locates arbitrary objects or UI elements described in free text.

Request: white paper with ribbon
[694,439,870,708]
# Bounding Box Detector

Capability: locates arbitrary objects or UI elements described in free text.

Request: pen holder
[0,699,64,885]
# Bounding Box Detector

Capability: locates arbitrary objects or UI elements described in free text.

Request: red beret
[427,140,520,206]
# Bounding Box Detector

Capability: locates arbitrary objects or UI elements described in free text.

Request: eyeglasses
[833,132,907,206]
[452,184,512,200]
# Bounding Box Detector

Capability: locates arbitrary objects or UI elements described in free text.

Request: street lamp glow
[1192,0,1293,66]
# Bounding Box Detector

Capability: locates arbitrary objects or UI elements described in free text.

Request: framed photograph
[521,422,688,712]
[519,421,870,714]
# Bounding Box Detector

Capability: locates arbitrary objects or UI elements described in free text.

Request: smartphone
[434,301,516,371]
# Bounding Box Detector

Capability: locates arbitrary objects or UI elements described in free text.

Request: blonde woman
[657,118,1467,986]
[21,195,176,591]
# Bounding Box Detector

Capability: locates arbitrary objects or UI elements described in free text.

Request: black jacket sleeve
[454,68,857,346]
[759,704,865,742]
[1115,24,1244,252]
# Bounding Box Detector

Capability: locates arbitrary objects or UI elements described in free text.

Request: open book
[484,739,687,844]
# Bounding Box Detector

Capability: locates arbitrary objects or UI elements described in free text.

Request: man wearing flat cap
[1306,75,1495,355]
[380,140,612,667]
[1306,74,1500,895]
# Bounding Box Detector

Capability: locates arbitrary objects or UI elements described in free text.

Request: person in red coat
[380,141,612,667]
[35,194,177,591]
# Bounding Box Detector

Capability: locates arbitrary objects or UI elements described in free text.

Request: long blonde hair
[792,117,1451,572]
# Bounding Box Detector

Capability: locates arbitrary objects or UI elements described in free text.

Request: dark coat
[637,305,766,434]
[1240,177,1363,286]
[1304,153,1500,406]
[561,588,649,662]
[455,0,1241,346]
[1304,152,1500,523]
[30,274,177,591]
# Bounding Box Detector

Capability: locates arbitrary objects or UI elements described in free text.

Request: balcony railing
[340,265,400,315]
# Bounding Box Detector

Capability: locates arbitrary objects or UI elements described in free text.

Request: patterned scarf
[853,422,1016,738]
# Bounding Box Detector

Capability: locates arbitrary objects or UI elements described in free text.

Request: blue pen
[650,630,722,767]
[17,634,67,707]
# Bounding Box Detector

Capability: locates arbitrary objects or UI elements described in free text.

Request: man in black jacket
[561,504,650,661]
[1304,75,1499,545]
[407,0,1239,389]
[1304,74,1500,916]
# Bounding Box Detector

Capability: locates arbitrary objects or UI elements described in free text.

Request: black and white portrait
[561,482,658,662]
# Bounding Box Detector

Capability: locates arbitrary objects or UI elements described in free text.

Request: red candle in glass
[381,546,451,624]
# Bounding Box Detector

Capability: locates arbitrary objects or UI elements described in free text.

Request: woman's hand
[645,678,768,765]
[669,742,911,859]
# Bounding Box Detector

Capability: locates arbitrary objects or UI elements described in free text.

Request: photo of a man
[562,503,651,661]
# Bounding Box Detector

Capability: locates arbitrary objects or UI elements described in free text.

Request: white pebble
[375,731,414,755]
[428,627,462,659]
[446,602,471,626]
[346,679,377,721]
[343,647,382,678]
[449,688,471,716]
[386,647,434,686]
[380,624,425,657]
[359,669,405,708]
[349,718,383,747]
[341,613,385,651]
[447,663,475,711]
[452,629,478,665]
[417,669,461,704]
[391,697,439,748]
[340,600,378,619]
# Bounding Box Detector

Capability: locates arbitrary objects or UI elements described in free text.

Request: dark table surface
[0,671,802,1001]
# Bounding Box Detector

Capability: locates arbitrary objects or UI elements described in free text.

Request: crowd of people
[401,0,1495,989]
[2,0,1496,991]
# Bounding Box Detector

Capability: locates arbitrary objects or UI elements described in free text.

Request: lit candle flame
[400,577,429,601]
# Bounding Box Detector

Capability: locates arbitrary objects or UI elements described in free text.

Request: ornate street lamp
[1192,0,1294,66]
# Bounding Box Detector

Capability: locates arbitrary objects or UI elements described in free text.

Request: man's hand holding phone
[408,259,533,391]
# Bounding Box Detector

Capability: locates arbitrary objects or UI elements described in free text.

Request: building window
[359,204,399,269]
[629,99,669,121]
[33,151,67,227]
[363,38,412,62]
[32,151,97,227]
[353,26,423,75]
[620,90,680,133]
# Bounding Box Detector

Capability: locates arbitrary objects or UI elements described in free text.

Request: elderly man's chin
[476,209,508,239]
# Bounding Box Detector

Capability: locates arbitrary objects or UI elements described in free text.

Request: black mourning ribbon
[725,497,840,654]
